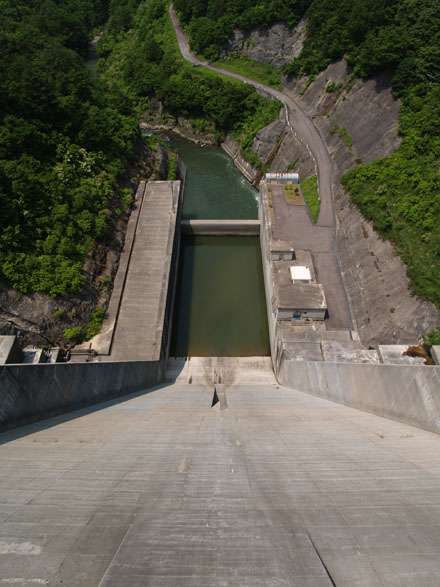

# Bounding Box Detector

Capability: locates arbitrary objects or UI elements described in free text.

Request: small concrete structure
[269,240,295,261]
[321,340,380,364]
[181,218,260,235]
[378,344,427,365]
[276,282,327,321]
[431,345,440,365]
[272,258,327,321]
[0,335,23,364]
[266,172,299,184]
[23,346,45,364]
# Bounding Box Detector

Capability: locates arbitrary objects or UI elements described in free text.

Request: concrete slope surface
[0,383,440,586]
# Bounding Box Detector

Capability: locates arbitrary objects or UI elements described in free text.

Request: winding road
[169,4,334,227]
[170,5,353,330]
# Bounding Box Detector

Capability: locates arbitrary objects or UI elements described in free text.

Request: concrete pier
[101,181,182,361]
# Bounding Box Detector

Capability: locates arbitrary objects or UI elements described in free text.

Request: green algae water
[171,236,269,356]
[162,133,269,356]
[164,134,259,219]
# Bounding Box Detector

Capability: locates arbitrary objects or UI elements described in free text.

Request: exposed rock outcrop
[220,19,306,68]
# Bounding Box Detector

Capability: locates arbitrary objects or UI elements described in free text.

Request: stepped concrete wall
[278,356,440,434]
[0,360,162,432]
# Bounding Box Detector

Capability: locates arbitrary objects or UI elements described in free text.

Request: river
[158,134,269,357]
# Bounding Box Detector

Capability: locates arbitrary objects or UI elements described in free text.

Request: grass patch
[167,151,178,180]
[214,55,283,90]
[301,175,320,222]
[330,122,353,149]
[283,184,304,205]
[64,306,106,344]
[299,74,315,96]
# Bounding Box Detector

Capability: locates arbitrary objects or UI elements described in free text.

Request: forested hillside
[97,0,281,167]
[0,0,140,297]
[172,0,308,59]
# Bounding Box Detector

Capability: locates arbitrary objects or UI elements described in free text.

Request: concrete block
[0,336,23,365]
[321,341,380,364]
[23,347,44,364]
[378,344,426,365]
[431,346,440,365]
[284,342,323,362]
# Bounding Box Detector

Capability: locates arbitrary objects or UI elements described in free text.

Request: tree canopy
[0,0,140,296]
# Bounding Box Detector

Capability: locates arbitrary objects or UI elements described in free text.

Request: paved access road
[169,4,334,227]
[169,5,353,329]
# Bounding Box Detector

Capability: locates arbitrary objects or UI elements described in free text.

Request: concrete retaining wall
[181,219,260,235]
[221,136,258,183]
[278,357,440,434]
[0,360,163,432]
[259,184,278,363]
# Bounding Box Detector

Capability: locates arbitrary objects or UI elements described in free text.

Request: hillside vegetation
[173,0,308,60]
[0,0,143,297]
[97,0,282,167]
[177,0,440,307]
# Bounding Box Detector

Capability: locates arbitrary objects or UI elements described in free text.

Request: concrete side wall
[222,136,258,183]
[278,357,440,434]
[259,184,278,364]
[181,219,260,236]
[0,360,163,432]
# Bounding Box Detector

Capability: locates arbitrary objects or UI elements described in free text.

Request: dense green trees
[284,0,440,88]
[1,0,282,298]
[99,0,281,156]
[0,0,140,296]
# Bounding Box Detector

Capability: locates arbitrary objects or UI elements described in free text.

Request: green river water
[160,134,269,356]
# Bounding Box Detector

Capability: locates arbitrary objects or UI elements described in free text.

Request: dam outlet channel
[161,134,270,357]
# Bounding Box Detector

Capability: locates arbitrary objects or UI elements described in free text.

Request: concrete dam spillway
[1,11,440,584]
[1,118,440,587]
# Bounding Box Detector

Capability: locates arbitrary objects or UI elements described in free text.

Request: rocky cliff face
[220,20,306,68]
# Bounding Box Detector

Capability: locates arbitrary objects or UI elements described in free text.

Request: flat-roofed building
[271,258,327,321]
[275,282,327,321]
